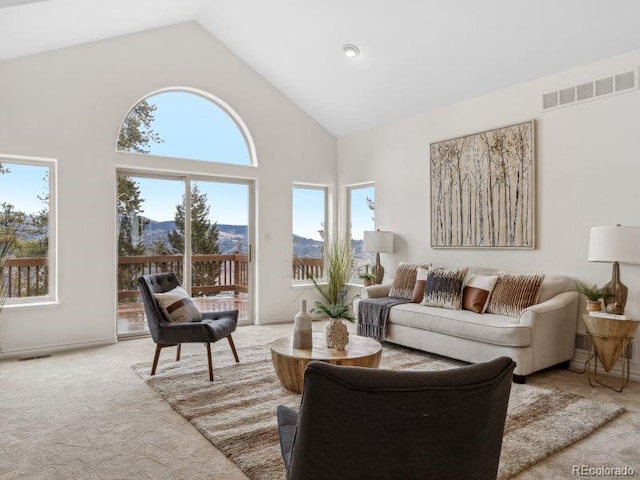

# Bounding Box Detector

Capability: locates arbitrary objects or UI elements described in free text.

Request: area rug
[132,343,624,480]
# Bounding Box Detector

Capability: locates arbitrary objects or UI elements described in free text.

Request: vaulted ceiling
[2,0,640,136]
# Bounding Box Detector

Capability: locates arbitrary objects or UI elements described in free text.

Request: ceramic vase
[293,300,313,349]
[326,318,349,350]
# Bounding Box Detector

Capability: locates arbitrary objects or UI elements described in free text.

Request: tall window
[117,89,255,166]
[0,157,54,304]
[348,184,375,281]
[292,186,327,284]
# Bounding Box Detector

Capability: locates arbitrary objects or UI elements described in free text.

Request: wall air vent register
[542,69,637,112]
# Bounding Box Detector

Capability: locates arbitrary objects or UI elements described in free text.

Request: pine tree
[168,185,220,295]
[117,176,148,256]
[168,184,220,254]
[117,100,163,153]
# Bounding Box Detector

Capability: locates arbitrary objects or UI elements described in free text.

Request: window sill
[3,300,61,311]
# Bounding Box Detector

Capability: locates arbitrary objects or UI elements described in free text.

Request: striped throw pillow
[154,286,203,323]
[421,268,468,310]
[486,273,545,317]
[389,263,430,300]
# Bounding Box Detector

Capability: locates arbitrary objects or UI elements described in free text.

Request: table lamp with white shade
[362,230,394,285]
[587,225,640,314]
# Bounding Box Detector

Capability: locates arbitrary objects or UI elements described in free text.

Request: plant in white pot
[307,235,355,350]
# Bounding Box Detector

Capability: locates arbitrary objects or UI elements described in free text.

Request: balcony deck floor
[117,293,249,336]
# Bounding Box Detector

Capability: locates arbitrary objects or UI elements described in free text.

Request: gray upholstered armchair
[277,357,515,480]
[138,272,239,381]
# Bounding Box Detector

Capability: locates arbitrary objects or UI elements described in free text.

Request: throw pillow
[411,267,430,303]
[389,263,430,300]
[154,286,203,323]
[462,274,499,313]
[486,273,545,317]
[421,267,468,310]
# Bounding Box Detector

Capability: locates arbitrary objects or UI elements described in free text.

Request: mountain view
[140,219,367,259]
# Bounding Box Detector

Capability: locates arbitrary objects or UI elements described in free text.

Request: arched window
[117,89,255,166]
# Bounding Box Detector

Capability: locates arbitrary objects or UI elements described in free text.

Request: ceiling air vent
[542,68,637,112]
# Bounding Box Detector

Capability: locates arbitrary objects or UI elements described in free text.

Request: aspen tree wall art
[430,120,535,248]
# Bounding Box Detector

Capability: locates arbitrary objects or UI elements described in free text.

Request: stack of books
[588,311,630,320]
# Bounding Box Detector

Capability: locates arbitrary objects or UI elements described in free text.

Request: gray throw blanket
[357,297,410,340]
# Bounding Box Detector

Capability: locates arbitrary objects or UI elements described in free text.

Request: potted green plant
[576,283,608,312]
[358,270,376,287]
[306,235,355,349]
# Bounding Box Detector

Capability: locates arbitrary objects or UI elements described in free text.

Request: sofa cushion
[421,267,468,310]
[389,263,430,300]
[154,286,203,323]
[462,274,499,313]
[388,303,531,347]
[486,273,544,317]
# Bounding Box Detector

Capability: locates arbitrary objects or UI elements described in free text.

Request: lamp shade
[362,230,394,254]
[587,226,640,264]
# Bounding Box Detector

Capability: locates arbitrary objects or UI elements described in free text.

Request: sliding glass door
[116,173,253,337]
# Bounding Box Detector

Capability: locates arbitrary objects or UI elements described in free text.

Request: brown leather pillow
[462,274,499,313]
[411,267,430,303]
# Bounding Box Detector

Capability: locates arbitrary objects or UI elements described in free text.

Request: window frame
[116,87,258,168]
[291,183,329,286]
[1,154,57,306]
[346,182,375,285]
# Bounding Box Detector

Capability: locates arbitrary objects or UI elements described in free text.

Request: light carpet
[132,343,624,480]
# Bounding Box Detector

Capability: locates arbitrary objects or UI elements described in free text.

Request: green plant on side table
[306,235,355,349]
[576,283,608,312]
[358,271,376,287]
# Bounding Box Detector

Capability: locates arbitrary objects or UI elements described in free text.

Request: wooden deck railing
[2,255,324,300]
[2,257,48,298]
[292,257,324,281]
[117,254,250,301]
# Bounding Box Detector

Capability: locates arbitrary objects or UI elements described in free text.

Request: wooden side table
[582,314,639,392]
[269,333,382,393]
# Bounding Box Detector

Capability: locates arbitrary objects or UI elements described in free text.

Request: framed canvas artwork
[430,120,535,248]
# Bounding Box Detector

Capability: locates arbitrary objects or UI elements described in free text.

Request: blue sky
[2,91,374,240]
[0,163,48,215]
[132,177,248,226]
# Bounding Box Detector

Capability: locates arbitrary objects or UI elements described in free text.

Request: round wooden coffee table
[270,333,382,393]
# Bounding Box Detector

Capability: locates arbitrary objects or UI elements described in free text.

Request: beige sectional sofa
[354,267,579,381]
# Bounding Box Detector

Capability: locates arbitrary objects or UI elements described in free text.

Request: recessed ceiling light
[343,44,360,58]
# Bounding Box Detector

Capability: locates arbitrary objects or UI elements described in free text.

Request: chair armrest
[276,405,298,469]
[362,283,393,298]
[201,310,239,321]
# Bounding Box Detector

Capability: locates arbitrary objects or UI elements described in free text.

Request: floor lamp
[363,230,394,284]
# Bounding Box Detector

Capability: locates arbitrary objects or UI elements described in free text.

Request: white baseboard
[571,349,640,384]
[0,338,116,360]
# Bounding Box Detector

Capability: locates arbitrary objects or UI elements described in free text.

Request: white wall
[338,49,640,376]
[0,22,336,355]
